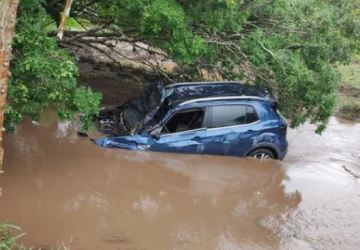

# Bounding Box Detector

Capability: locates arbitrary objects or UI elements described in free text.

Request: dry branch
[57,0,74,40]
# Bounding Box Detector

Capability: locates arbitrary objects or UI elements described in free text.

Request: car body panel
[149,128,207,154]
[94,81,288,159]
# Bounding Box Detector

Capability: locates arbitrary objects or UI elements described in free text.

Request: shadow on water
[0,111,359,249]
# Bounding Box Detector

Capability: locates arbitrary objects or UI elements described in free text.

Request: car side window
[246,105,259,123]
[209,105,258,128]
[162,109,205,134]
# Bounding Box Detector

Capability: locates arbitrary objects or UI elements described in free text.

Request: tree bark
[0,0,20,171]
[57,0,74,40]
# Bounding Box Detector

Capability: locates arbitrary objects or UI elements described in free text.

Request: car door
[149,108,208,154]
[203,104,260,156]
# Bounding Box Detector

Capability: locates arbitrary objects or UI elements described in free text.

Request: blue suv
[95,81,288,160]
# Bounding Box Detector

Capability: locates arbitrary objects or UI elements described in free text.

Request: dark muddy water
[0,111,359,250]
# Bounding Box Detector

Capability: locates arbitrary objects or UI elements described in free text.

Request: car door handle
[192,136,201,141]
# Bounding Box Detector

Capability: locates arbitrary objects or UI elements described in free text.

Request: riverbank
[76,49,360,121]
[337,55,360,121]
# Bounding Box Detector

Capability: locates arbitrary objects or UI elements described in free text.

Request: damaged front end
[95,134,151,151]
[95,80,165,137]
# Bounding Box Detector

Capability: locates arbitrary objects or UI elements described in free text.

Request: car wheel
[248,148,275,159]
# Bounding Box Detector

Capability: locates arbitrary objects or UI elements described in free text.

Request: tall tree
[53,0,360,132]
[5,0,101,134]
[0,0,20,170]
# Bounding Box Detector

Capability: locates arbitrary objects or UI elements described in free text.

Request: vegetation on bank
[0,223,26,250]
[6,0,360,133]
[44,17,92,32]
[337,55,360,121]
[6,0,101,133]
[0,222,71,250]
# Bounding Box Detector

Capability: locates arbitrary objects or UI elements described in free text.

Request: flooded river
[0,111,359,250]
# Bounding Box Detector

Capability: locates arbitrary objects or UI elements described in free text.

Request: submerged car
[95,81,288,160]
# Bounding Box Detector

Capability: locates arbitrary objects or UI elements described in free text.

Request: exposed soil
[338,85,360,99]
[78,62,154,105]
[337,86,360,121]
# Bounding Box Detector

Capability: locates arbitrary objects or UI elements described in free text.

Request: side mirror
[150,126,162,140]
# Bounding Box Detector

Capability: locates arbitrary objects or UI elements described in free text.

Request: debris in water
[342,165,360,179]
[77,131,88,137]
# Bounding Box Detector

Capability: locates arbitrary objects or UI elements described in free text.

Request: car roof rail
[166,81,242,88]
[178,96,270,106]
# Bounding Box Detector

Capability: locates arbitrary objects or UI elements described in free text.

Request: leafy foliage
[6,0,101,132]
[11,0,360,132]
[0,222,70,250]
[65,0,359,132]
[0,223,26,250]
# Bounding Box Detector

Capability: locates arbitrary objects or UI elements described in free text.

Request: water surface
[0,112,359,250]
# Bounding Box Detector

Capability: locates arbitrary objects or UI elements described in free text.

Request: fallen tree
[47,0,360,132]
[5,0,360,133]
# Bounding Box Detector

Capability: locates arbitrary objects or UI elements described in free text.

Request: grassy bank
[0,223,26,250]
[0,223,71,250]
[337,55,360,121]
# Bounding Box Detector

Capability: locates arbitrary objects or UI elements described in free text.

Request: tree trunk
[57,0,73,40]
[0,0,20,171]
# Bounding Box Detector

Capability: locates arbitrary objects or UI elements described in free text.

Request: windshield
[122,80,164,132]
[152,103,169,124]
[122,106,142,131]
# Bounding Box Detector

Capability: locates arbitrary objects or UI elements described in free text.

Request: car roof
[178,96,268,107]
[164,81,274,108]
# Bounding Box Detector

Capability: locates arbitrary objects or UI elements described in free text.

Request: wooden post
[57,0,73,40]
[0,0,20,171]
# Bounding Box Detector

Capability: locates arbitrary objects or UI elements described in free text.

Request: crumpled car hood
[95,135,150,150]
[95,80,165,136]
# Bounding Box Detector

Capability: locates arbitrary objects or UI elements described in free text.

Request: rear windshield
[209,105,259,128]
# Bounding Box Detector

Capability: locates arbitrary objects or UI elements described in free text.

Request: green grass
[0,223,26,250]
[338,54,360,91]
[45,17,93,32]
[338,97,360,120]
[337,54,360,121]
[0,223,71,250]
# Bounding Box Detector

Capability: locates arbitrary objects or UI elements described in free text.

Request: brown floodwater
[0,111,359,250]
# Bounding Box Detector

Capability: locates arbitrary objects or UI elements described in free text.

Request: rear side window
[246,105,259,123]
[209,105,258,128]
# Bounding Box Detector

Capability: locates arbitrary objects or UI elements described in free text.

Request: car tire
[248,148,276,159]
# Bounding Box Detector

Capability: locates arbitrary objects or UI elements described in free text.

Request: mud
[0,111,359,249]
[78,62,153,105]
